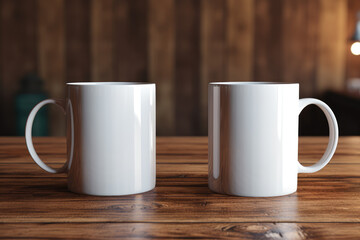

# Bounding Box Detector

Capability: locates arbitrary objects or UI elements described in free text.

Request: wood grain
[254,0,283,82]
[317,0,347,93]
[65,0,91,82]
[37,0,66,136]
[0,136,359,164]
[0,223,359,239]
[148,0,176,135]
[112,0,128,81]
[2,163,360,179]
[226,0,254,81]
[1,176,360,223]
[0,0,357,136]
[114,0,148,82]
[90,0,114,82]
[0,0,37,135]
[126,0,148,82]
[346,0,360,81]
[175,0,201,135]
[282,0,318,97]
[0,136,360,238]
[282,0,321,136]
[0,0,1,132]
[200,0,225,135]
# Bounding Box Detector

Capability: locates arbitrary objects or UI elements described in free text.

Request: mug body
[66,82,156,196]
[208,82,299,197]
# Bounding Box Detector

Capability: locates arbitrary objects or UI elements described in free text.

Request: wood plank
[113,0,148,82]
[282,0,321,135]
[65,0,90,82]
[282,0,319,98]
[1,136,360,238]
[0,177,360,223]
[0,0,2,135]
[90,0,114,82]
[37,0,66,136]
[253,0,283,82]
[112,0,128,81]
[317,0,347,93]
[1,223,360,239]
[346,0,360,81]
[0,0,37,135]
[1,162,360,179]
[175,0,201,135]
[1,137,360,164]
[125,0,148,82]
[226,0,254,81]
[2,154,360,165]
[200,0,225,135]
[148,0,175,135]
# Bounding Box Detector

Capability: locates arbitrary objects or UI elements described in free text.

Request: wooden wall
[0,0,358,136]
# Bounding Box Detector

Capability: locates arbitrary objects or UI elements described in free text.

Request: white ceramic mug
[25,82,156,196]
[208,82,338,197]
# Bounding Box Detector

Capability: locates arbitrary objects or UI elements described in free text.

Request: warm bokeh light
[351,42,360,55]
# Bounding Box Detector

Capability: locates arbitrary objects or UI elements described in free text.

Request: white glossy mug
[25,82,156,196]
[208,82,338,197]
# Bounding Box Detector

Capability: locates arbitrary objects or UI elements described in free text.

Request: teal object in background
[15,74,48,136]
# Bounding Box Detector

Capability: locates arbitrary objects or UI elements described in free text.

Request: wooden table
[0,137,360,239]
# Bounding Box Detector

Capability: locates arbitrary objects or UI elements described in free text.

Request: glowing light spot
[351,42,360,55]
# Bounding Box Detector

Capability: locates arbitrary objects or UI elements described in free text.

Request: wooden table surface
[0,137,360,239]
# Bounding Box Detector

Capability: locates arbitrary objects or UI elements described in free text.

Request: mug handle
[298,98,339,173]
[25,99,68,173]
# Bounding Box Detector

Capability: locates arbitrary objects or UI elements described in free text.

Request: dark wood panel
[282,0,321,137]
[127,0,148,82]
[37,0,66,136]
[1,223,360,239]
[0,0,37,135]
[200,0,225,135]
[346,0,360,81]
[65,0,90,82]
[282,0,319,97]
[112,0,128,81]
[91,0,114,82]
[114,0,148,82]
[148,0,176,135]
[317,0,347,92]
[0,0,3,134]
[254,0,283,81]
[0,0,357,136]
[226,0,254,81]
[175,0,201,135]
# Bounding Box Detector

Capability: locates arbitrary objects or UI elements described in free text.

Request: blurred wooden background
[0,0,360,136]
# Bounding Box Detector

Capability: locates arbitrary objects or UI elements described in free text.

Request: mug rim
[67,82,155,86]
[209,82,299,86]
